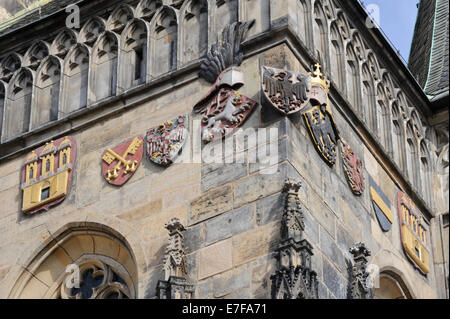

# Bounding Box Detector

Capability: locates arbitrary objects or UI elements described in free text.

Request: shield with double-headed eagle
[194,67,257,143]
[341,139,365,195]
[262,66,311,115]
[101,136,144,186]
[146,115,189,166]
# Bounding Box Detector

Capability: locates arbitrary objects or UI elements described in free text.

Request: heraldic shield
[146,115,188,166]
[102,136,144,186]
[341,139,365,195]
[303,64,340,166]
[262,66,311,115]
[397,191,430,274]
[21,136,77,215]
[193,67,257,143]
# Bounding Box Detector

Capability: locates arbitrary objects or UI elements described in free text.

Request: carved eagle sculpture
[263,67,310,114]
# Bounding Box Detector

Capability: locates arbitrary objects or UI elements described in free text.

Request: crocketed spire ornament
[349,242,374,299]
[271,179,319,299]
[157,218,194,299]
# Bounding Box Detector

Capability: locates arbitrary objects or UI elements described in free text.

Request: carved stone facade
[0,0,447,300]
[157,218,194,299]
[271,179,319,299]
[349,242,373,299]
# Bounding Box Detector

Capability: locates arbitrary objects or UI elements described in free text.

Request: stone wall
[0,0,447,299]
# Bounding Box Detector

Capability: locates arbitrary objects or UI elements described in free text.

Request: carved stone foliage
[21,136,76,215]
[61,259,133,299]
[157,218,194,299]
[101,136,144,186]
[349,242,374,299]
[146,115,188,166]
[199,19,255,83]
[303,63,340,166]
[271,179,319,299]
[341,139,365,195]
[262,66,311,115]
[193,67,257,143]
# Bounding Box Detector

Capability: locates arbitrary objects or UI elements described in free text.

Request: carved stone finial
[157,218,194,299]
[199,19,255,83]
[165,217,186,235]
[349,242,374,299]
[271,179,318,299]
[282,179,305,242]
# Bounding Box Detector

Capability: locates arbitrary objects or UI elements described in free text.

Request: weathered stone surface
[232,222,280,267]
[256,193,284,226]
[205,205,254,246]
[213,268,251,298]
[197,239,232,280]
[322,257,348,299]
[202,163,247,192]
[196,279,213,299]
[189,185,233,225]
[320,227,347,273]
[233,163,300,208]
[184,223,204,255]
[308,190,336,239]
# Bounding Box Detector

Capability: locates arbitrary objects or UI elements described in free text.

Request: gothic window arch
[376,84,392,153]
[150,7,178,77]
[330,22,345,91]
[362,63,376,130]
[3,68,33,141]
[23,41,50,71]
[61,44,90,114]
[352,31,366,62]
[213,0,238,40]
[239,0,270,38]
[119,19,149,92]
[9,223,138,299]
[391,102,405,170]
[136,0,163,22]
[345,44,361,113]
[374,271,413,299]
[32,56,61,129]
[50,29,78,59]
[410,110,423,138]
[90,32,119,103]
[79,17,107,47]
[179,0,208,65]
[382,71,395,101]
[313,1,330,70]
[406,122,420,188]
[0,53,22,82]
[367,52,381,82]
[336,11,351,41]
[0,81,5,140]
[107,4,135,34]
[296,0,312,49]
[419,140,432,205]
